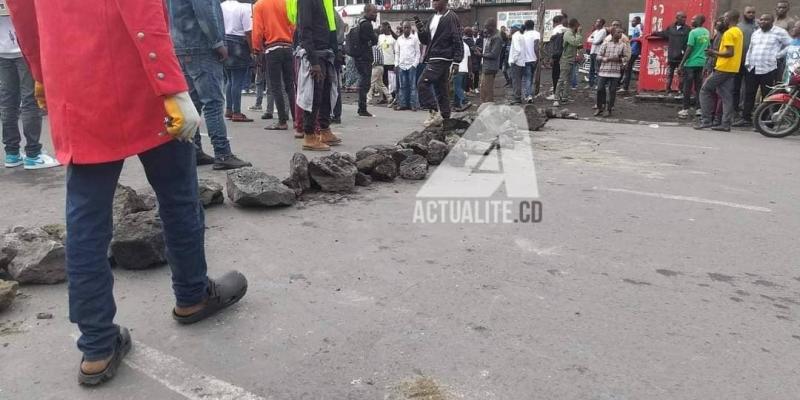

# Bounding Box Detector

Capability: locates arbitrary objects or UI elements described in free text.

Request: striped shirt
[745,26,792,75]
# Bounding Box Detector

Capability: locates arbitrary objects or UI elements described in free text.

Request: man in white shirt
[220,0,253,122]
[588,18,607,88]
[394,22,421,110]
[508,23,526,104]
[521,19,541,102]
[453,40,471,111]
[378,22,397,100]
[0,15,58,169]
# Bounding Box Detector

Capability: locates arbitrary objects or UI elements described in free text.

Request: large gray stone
[399,154,428,180]
[198,179,224,207]
[308,152,358,193]
[113,184,150,223]
[356,144,401,161]
[0,279,17,312]
[371,158,398,182]
[283,153,311,195]
[426,140,448,166]
[524,104,547,131]
[110,210,167,270]
[227,167,297,207]
[2,226,66,284]
[355,172,373,187]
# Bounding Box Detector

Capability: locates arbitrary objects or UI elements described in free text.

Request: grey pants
[511,64,524,103]
[700,71,736,128]
[555,61,575,102]
[0,57,42,158]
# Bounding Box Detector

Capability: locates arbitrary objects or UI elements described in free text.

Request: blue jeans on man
[397,66,419,109]
[0,57,42,158]
[522,61,538,99]
[178,53,232,157]
[453,72,467,108]
[66,140,208,361]
[225,67,249,114]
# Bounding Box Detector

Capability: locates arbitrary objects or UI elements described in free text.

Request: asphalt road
[1,100,799,400]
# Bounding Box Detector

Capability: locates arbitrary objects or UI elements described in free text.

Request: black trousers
[418,60,452,119]
[303,61,333,134]
[733,67,745,114]
[742,69,778,122]
[356,60,371,113]
[665,61,680,92]
[596,76,619,110]
[681,66,704,109]
[621,52,639,90]
[265,47,296,123]
[551,55,561,90]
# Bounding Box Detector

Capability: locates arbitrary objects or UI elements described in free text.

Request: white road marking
[72,334,265,400]
[594,187,772,213]
[651,142,717,150]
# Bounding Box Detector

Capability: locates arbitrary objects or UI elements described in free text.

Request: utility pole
[533,0,546,95]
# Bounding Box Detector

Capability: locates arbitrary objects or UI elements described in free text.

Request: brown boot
[302,134,330,151]
[319,128,342,146]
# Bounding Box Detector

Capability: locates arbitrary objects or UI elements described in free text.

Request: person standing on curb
[394,21,421,111]
[507,23,525,105]
[521,19,540,103]
[676,14,710,119]
[0,14,58,170]
[587,19,607,90]
[479,18,502,104]
[594,28,629,117]
[696,10,744,132]
[554,18,583,107]
[648,11,689,94]
[167,0,252,170]
[620,16,643,93]
[7,0,249,385]
[221,0,254,123]
[355,4,379,118]
[253,0,298,131]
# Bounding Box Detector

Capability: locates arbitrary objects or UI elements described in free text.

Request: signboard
[0,0,10,16]
[542,9,562,42]
[628,12,645,36]
[498,9,561,40]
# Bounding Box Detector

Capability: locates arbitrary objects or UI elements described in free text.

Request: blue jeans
[0,57,42,158]
[225,67,248,114]
[570,63,578,88]
[522,61,537,99]
[398,66,418,108]
[453,72,466,108]
[178,53,232,157]
[588,53,598,87]
[66,140,208,361]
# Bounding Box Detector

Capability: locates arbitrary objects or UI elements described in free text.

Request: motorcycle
[754,71,800,138]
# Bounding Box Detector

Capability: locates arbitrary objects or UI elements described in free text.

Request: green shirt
[562,29,584,63]
[684,27,710,68]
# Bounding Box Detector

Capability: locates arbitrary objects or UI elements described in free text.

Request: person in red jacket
[7,0,248,386]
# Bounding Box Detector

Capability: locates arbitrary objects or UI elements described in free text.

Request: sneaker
[230,113,253,122]
[213,154,252,170]
[196,150,216,166]
[4,153,22,168]
[593,108,603,117]
[525,96,533,103]
[693,122,714,130]
[711,125,731,132]
[545,94,556,101]
[731,119,752,127]
[248,105,263,111]
[261,113,273,120]
[358,111,374,117]
[695,109,702,117]
[553,101,561,107]
[23,152,60,170]
[677,109,690,119]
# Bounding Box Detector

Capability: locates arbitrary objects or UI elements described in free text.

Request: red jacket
[8,0,188,165]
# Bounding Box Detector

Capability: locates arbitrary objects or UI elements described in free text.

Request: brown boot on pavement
[319,128,342,146]
[302,134,331,151]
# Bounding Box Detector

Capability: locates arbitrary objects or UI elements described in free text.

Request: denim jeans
[452,72,466,107]
[224,67,248,113]
[570,63,578,88]
[178,53,231,157]
[522,61,537,98]
[588,54,598,87]
[0,57,42,158]
[66,140,208,361]
[398,66,418,108]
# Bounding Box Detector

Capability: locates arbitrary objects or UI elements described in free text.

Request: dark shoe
[77,326,132,386]
[711,125,731,132]
[330,117,342,124]
[694,122,714,130]
[196,150,216,166]
[358,111,374,117]
[397,106,411,111]
[261,113,273,120]
[172,271,248,325]
[264,122,288,130]
[443,118,471,131]
[225,110,233,119]
[230,113,253,122]
[731,119,752,127]
[213,154,252,170]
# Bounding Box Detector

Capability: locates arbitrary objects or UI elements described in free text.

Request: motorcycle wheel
[754,101,800,138]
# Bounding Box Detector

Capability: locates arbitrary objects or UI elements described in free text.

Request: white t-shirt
[221,0,252,37]
[378,34,396,66]
[430,13,443,40]
[522,30,540,62]
[458,42,470,72]
[0,16,20,58]
[589,28,607,54]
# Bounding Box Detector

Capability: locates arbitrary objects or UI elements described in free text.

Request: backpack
[345,19,364,57]
[550,32,564,58]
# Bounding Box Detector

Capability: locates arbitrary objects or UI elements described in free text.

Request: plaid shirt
[745,26,792,74]
[597,40,630,78]
[372,45,384,67]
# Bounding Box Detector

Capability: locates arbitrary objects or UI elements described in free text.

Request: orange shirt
[252,0,295,51]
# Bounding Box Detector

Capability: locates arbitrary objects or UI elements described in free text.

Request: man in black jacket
[648,11,689,94]
[415,0,465,129]
[356,4,379,117]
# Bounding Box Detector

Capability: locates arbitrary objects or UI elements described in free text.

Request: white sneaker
[24,152,60,170]
[430,112,443,127]
[423,111,435,127]
[677,109,690,119]
[695,109,702,117]
[546,94,556,101]
[553,101,561,107]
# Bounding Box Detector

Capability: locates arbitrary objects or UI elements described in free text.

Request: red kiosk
[639,0,718,92]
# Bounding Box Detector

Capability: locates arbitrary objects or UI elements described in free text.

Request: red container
[639,0,717,92]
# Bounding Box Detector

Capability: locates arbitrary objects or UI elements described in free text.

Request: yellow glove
[34,81,46,111]
[163,92,201,142]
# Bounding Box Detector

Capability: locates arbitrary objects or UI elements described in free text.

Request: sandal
[172,271,248,325]
[78,325,132,386]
